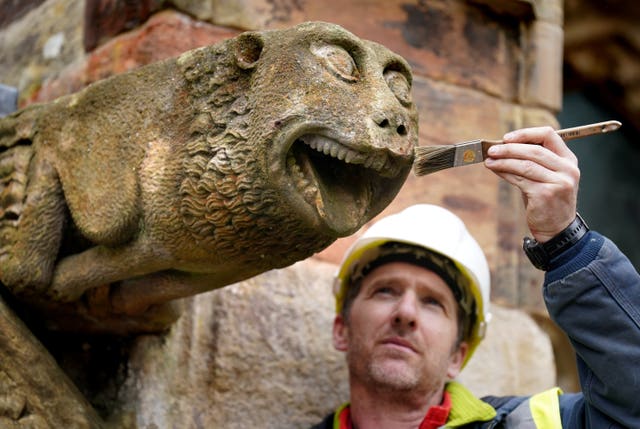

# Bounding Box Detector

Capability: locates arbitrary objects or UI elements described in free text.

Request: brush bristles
[413,145,456,176]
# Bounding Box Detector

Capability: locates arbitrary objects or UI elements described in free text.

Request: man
[311,126,640,428]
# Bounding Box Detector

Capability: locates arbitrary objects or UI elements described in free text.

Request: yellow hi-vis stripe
[529,387,563,428]
[333,403,349,429]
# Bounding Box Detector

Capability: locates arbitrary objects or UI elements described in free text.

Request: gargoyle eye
[311,44,359,82]
[384,70,411,106]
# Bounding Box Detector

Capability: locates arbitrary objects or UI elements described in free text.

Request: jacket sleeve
[543,231,640,428]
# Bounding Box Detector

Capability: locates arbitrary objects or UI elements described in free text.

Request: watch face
[523,237,549,271]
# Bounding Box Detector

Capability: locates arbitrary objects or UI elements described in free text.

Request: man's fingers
[485,147,579,184]
[486,139,579,183]
[502,125,576,159]
[489,139,578,167]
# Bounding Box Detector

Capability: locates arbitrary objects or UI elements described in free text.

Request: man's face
[333,261,468,395]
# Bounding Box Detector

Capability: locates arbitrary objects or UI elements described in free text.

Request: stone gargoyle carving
[0,22,417,326]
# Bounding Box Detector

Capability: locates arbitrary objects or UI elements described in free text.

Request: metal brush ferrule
[454,141,483,166]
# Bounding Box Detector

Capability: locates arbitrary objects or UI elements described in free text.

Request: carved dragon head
[250,22,418,235]
[178,22,418,267]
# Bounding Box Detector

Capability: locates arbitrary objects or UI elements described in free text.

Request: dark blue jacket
[540,231,640,428]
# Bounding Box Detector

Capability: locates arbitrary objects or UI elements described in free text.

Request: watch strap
[523,213,589,270]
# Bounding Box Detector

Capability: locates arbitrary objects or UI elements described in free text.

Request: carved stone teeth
[298,135,396,176]
[288,154,300,173]
[345,151,356,163]
[322,141,331,155]
[372,155,385,172]
[296,171,309,187]
[299,135,354,163]
[287,151,316,202]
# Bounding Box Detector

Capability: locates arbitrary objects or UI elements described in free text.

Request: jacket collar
[445,381,496,427]
[332,381,495,429]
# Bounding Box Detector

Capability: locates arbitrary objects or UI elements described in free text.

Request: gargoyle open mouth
[285,134,409,234]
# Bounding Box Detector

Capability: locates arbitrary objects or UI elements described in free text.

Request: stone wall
[0,1,569,427]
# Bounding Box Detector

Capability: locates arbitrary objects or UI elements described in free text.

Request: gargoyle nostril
[375,115,408,136]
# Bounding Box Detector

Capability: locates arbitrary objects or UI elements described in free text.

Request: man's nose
[392,291,417,329]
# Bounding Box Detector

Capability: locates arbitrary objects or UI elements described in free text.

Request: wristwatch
[523,213,589,271]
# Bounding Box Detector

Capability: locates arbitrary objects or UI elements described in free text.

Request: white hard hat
[333,204,491,367]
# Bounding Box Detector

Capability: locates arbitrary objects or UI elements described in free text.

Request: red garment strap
[336,405,352,429]
[420,391,452,429]
[336,391,452,429]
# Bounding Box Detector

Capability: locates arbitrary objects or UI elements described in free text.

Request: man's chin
[368,359,420,391]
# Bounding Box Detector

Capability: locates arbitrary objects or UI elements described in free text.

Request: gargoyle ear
[235,32,264,70]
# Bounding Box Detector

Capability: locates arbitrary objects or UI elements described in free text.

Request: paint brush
[413,120,622,176]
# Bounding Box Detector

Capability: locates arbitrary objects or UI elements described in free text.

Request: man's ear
[446,341,469,379]
[332,314,349,352]
[234,32,264,70]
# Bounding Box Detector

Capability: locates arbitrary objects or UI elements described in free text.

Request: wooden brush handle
[556,120,621,141]
[481,120,621,157]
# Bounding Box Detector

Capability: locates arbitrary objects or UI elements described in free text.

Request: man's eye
[374,286,394,296]
[384,70,411,105]
[311,44,359,82]
[422,296,443,308]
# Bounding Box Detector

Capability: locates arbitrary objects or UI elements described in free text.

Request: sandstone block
[0,0,84,100]
[0,0,46,29]
[168,0,521,99]
[125,259,348,429]
[84,0,164,51]
[458,304,556,397]
[521,21,563,111]
[32,10,239,103]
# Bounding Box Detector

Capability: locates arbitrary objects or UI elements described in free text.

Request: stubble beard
[347,343,434,395]
[368,357,421,392]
